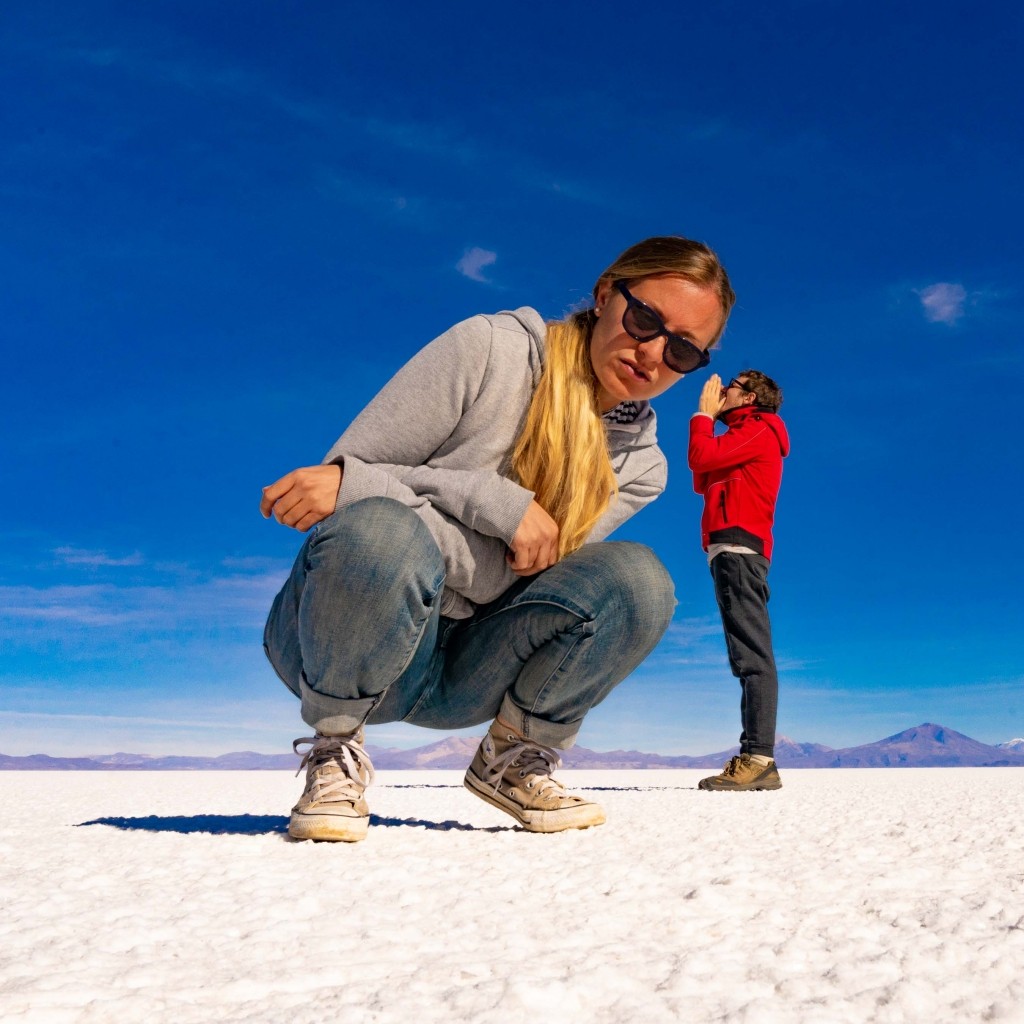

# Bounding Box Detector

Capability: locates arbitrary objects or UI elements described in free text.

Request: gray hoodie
[323,307,667,618]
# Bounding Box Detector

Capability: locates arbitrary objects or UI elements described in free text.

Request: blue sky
[2,2,1021,756]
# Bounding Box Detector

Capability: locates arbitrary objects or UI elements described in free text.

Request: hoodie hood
[502,306,548,379]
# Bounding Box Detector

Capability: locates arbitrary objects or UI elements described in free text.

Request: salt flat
[1,768,1022,1023]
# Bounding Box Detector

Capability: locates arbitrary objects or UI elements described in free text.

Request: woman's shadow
[75,778,680,836]
[76,812,513,836]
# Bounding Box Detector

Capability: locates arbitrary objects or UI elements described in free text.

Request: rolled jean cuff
[299,676,377,736]
[498,692,580,750]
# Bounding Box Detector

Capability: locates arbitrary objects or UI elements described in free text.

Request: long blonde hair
[511,236,734,557]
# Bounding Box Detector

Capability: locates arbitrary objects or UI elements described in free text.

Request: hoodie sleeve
[323,315,491,477]
[585,459,667,543]
[323,315,535,540]
[353,463,534,545]
[688,413,773,473]
[318,313,545,612]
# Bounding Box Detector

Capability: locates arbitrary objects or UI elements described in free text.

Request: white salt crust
[1,768,1022,1023]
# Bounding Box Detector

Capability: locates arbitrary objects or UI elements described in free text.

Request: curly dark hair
[738,370,783,412]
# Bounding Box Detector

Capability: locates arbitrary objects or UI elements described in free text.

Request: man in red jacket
[688,370,790,791]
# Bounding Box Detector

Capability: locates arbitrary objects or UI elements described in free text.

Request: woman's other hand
[507,500,560,576]
[260,465,342,532]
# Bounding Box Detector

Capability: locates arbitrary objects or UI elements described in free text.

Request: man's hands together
[698,374,726,418]
[260,464,342,532]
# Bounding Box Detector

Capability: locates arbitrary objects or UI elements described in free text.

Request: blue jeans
[264,497,676,748]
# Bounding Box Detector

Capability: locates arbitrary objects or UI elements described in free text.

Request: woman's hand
[507,500,560,576]
[698,374,726,418]
[260,465,342,532]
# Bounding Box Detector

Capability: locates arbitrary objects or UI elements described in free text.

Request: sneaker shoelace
[482,737,565,798]
[293,734,374,803]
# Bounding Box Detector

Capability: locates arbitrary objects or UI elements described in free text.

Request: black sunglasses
[727,377,754,394]
[613,280,712,374]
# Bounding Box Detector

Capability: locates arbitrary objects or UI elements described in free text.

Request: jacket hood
[721,405,790,457]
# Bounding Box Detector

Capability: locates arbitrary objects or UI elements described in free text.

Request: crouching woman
[260,235,735,841]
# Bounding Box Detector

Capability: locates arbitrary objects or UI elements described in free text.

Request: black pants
[711,552,778,758]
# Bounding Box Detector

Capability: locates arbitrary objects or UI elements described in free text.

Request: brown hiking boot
[464,721,606,832]
[698,754,783,792]
[289,730,373,841]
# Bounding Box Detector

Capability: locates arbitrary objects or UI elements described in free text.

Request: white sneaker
[289,731,373,842]
[464,720,605,832]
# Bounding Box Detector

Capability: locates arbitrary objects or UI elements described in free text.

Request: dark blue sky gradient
[2,2,1021,755]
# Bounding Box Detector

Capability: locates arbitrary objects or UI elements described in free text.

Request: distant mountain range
[3,723,1024,771]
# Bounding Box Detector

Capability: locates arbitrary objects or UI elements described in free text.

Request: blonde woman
[261,236,735,841]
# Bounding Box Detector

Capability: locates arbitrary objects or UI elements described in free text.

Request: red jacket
[688,405,790,561]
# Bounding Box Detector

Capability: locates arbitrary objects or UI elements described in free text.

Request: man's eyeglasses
[613,281,711,374]
[727,378,754,394]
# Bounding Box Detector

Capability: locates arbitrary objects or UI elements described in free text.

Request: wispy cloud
[59,45,601,208]
[916,282,967,324]
[361,116,481,166]
[220,555,292,572]
[657,615,725,650]
[0,704,300,757]
[663,617,723,644]
[456,247,497,283]
[0,567,288,637]
[68,45,329,127]
[315,167,431,223]
[0,709,236,730]
[54,546,143,568]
